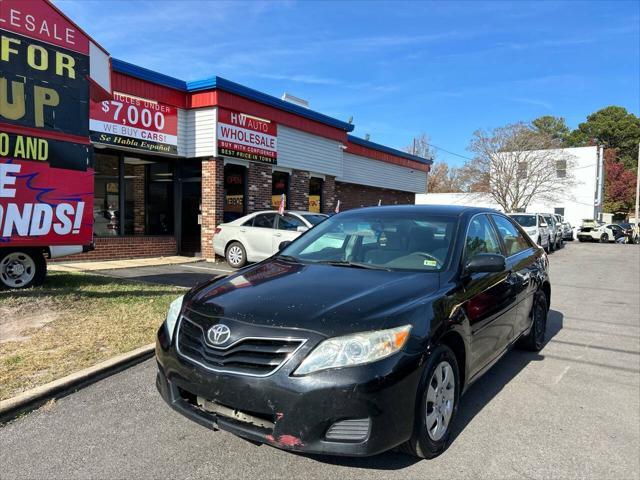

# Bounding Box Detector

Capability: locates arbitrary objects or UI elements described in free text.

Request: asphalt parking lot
[1,243,639,480]
[95,261,233,288]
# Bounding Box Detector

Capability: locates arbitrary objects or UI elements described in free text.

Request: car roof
[344,204,500,216]
[248,210,327,216]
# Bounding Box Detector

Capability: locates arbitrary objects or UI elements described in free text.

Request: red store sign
[89,92,178,155]
[217,108,277,165]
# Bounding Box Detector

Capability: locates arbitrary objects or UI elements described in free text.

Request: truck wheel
[0,249,47,290]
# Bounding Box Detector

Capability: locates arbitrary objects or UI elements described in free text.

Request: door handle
[240,228,246,233]
[274,233,282,237]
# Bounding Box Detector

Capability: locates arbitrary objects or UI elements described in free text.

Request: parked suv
[554,214,574,241]
[542,214,563,251]
[507,213,550,250]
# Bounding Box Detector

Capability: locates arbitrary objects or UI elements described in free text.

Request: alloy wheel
[425,361,455,442]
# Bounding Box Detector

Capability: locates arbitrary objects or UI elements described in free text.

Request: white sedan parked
[214,211,328,267]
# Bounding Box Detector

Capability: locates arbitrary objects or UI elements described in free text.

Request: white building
[417,146,605,228]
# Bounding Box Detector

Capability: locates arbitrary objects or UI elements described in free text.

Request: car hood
[187,258,440,337]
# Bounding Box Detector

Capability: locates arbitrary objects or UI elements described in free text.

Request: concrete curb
[0,343,155,423]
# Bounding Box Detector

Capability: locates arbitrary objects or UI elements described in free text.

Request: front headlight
[294,325,411,375]
[165,295,185,342]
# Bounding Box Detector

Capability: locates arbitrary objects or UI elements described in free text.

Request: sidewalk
[48,256,204,272]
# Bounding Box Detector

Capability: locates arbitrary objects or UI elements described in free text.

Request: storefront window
[272,171,290,209]
[309,177,323,213]
[148,162,174,235]
[224,164,247,223]
[94,153,120,236]
[93,150,174,236]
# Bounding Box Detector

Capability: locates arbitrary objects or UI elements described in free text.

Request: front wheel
[225,241,247,268]
[548,236,555,252]
[518,290,548,352]
[0,249,47,290]
[401,345,460,459]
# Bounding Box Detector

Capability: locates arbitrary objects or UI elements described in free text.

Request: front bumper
[155,327,423,456]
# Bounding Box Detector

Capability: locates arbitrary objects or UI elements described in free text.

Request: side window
[538,215,545,227]
[253,213,276,229]
[277,214,305,231]
[242,218,254,227]
[492,215,531,256]
[464,215,502,262]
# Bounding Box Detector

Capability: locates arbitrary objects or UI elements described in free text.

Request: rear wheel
[600,233,609,243]
[519,290,548,352]
[401,345,460,459]
[0,249,47,290]
[225,242,247,268]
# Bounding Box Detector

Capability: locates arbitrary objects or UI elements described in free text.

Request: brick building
[71,59,431,261]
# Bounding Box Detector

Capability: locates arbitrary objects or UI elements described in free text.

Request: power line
[428,144,475,162]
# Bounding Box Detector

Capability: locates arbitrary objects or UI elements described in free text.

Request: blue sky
[57,0,639,166]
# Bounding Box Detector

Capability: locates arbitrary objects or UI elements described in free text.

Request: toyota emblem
[207,324,231,346]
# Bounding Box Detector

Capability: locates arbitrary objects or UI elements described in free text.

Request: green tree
[531,116,570,145]
[567,106,640,169]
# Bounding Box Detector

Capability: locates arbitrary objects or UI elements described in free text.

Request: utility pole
[635,142,639,238]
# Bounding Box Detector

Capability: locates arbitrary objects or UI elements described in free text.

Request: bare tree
[426,162,464,193]
[405,133,436,161]
[467,123,576,212]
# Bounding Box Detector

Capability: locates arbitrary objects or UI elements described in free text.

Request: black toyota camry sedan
[156,205,550,458]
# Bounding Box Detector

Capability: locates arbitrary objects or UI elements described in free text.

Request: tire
[600,233,609,243]
[548,236,555,252]
[518,290,548,352]
[225,242,247,268]
[401,345,460,459]
[0,249,47,290]
[578,237,585,242]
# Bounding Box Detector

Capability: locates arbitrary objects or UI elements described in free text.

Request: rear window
[509,215,536,228]
[302,214,328,226]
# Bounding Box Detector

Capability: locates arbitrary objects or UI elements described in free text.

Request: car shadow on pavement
[449,309,564,443]
[296,309,564,470]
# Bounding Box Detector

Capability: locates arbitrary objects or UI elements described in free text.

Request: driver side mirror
[465,253,506,274]
[278,240,292,251]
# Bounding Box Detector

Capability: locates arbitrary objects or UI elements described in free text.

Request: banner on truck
[0,159,93,245]
[217,109,277,165]
[90,92,179,155]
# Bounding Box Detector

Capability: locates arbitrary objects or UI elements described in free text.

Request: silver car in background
[507,213,550,251]
[542,213,563,251]
[554,214,574,241]
[213,211,328,268]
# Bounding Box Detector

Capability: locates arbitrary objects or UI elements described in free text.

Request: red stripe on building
[345,142,430,172]
[112,72,187,108]
[189,91,348,143]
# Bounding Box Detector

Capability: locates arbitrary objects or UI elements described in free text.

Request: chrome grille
[176,316,305,377]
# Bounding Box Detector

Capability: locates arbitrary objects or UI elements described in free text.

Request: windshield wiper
[319,260,391,271]
[277,255,301,263]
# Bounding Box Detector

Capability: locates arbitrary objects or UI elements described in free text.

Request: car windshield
[302,214,328,226]
[509,215,536,227]
[280,211,457,272]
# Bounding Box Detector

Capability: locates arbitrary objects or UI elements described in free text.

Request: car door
[491,214,538,339]
[461,214,518,376]
[242,213,276,261]
[272,214,306,254]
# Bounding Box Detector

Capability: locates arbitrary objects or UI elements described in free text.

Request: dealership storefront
[65,58,431,261]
